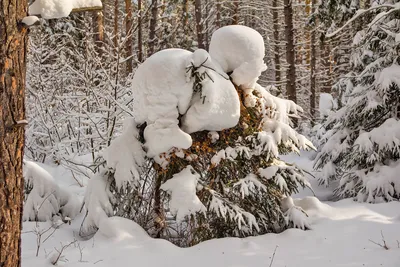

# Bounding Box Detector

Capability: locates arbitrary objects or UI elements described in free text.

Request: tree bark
[92,8,104,44]
[137,0,143,62]
[194,0,204,49]
[148,0,158,56]
[125,0,133,73]
[0,0,27,266]
[310,0,316,121]
[272,0,281,85]
[232,0,239,25]
[113,0,119,49]
[284,0,296,104]
[216,1,221,28]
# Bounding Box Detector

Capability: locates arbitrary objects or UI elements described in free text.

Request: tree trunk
[194,0,204,49]
[137,0,143,62]
[92,10,104,44]
[113,0,119,49]
[0,0,27,266]
[148,0,158,56]
[125,0,133,73]
[272,0,281,85]
[310,0,316,121]
[284,0,296,103]
[232,0,239,25]
[216,1,221,28]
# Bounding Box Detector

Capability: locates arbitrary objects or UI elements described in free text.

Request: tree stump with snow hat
[82,25,315,247]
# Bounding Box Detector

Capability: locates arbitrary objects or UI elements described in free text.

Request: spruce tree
[315,2,400,202]
[82,26,315,246]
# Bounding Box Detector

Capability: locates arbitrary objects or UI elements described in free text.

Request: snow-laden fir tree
[315,2,400,202]
[82,25,314,246]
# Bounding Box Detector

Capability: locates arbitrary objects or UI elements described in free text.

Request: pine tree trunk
[309,0,316,120]
[148,0,158,56]
[284,0,297,103]
[113,0,119,49]
[137,0,143,62]
[0,0,27,265]
[204,0,209,50]
[195,0,204,49]
[125,0,133,73]
[232,0,239,25]
[272,0,281,85]
[216,1,221,28]
[92,10,104,44]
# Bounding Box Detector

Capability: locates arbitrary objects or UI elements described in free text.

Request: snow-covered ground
[22,153,400,267]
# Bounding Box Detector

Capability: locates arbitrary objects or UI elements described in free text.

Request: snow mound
[160,166,206,221]
[23,160,81,221]
[29,0,102,19]
[97,217,150,242]
[209,25,267,88]
[181,49,240,133]
[132,49,194,157]
[281,196,311,230]
[103,118,145,189]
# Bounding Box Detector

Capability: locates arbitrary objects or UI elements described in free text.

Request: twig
[51,240,77,265]
[77,242,87,263]
[368,231,389,250]
[70,170,84,187]
[269,245,279,267]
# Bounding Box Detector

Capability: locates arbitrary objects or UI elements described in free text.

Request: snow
[233,173,267,198]
[160,166,206,221]
[132,49,194,157]
[29,0,102,19]
[319,93,336,118]
[375,64,400,90]
[80,171,114,237]
[22,16,39,26]
[132,47,241,158]
[103,118,145,189]
[22,156,400,267]
[180,49,240,133]
[209,25,267,88]
[23,160,81,222]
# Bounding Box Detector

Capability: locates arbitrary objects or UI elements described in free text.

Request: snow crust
[29,0,102,19]
[209,25,267,88]
[23,160,81,221]
[160,166,206,221]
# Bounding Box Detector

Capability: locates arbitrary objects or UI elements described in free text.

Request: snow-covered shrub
[315,8,400,202]
[83,25,314,246]
[23,160,81,221]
